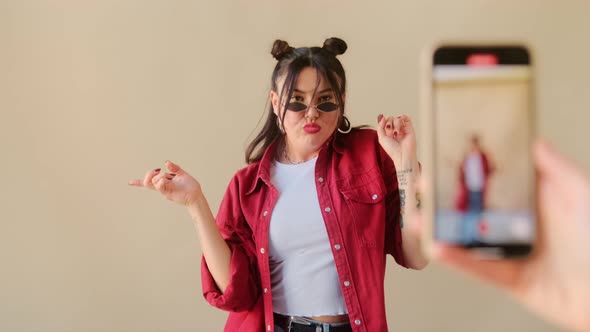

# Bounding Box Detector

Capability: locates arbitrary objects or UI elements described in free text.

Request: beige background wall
[1,1,589,331]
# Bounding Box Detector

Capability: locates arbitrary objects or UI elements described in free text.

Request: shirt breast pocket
[337,167,387,248]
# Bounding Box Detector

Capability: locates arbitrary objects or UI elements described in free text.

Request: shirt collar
[245,138,278,196]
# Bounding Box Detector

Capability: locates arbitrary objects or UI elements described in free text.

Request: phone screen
[432,46,535,257]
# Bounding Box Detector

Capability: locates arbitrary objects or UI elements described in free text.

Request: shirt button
[334,244,341,250]
[318,177,324,183]
[344,281,350,287]
[263,211,268,216]
[372,194,379,200]
[264,288,268,293]
[354,319,361,326]
[260,248,265,254]
[267,325,271,330]
[324,207,331,213]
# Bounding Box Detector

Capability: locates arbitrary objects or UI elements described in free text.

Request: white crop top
[268,156,348,316]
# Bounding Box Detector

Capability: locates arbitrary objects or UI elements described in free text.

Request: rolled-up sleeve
[200,176,261,312]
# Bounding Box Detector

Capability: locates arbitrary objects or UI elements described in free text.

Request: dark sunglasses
[286,101,340,113]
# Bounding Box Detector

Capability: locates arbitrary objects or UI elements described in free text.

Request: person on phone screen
[455,134,495,244]
[456,135,494,213]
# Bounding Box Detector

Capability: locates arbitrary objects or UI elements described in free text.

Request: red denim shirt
[201,128,408,332]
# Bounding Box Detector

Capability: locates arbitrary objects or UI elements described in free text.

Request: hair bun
[271,40,294,60]
[322,37,347,56]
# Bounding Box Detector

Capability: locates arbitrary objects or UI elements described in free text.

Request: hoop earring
[338,116,352,134]
[277,118,285,134]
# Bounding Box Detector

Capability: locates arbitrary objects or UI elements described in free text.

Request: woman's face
[271,67,343,156]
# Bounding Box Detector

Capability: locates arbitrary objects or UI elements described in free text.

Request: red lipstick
[303,123,321,134]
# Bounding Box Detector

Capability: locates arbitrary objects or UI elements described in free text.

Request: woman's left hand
[376,114,417,168]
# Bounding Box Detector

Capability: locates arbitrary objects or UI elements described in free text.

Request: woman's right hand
[130,161,232,293]
[128,160,203,207]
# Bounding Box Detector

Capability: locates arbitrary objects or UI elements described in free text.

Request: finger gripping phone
[421,44,536,258]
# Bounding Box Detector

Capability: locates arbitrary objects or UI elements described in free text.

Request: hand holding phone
[420,45,536,258]
[432,140,590,332]
[419,43,590,332]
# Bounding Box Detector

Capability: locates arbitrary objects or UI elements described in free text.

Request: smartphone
[420,44,536,258]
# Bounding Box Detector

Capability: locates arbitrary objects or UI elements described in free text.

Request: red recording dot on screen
[467,53,499,66]
[478,220,489,235]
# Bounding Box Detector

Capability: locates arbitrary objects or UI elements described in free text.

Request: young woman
[130,37,428,332]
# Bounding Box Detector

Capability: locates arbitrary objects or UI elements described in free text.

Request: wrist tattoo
[397,175,408,186]
[397,168,413,186]
[400,189,406,208]
[397,168,414,175]
[399,189,406,228]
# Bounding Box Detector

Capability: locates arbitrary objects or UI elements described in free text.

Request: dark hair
[245,37,351,164]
